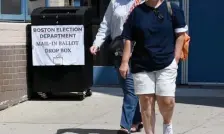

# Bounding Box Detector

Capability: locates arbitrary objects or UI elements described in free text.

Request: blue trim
[188,0,224,83]
[21,0,26,14]
[93,66,119,86]
[25,0,29,21]
[26,15,31,21]
[1,14,25,20]
[45,0,49,7]
[74,0,80,7]
[177,63,181,84]
[0,0,1,19]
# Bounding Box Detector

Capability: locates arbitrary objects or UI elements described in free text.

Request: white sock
[163,123,173,134]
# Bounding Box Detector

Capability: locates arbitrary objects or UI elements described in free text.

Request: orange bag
[167,2,190,61]
[180,33,190,60]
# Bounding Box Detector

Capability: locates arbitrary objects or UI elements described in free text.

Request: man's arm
[175,32,185,63]
[122,40,132,64]
[119,10,134,78]
[92,1,113,48]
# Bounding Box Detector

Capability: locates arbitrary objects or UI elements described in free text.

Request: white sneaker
[163,124,173,134]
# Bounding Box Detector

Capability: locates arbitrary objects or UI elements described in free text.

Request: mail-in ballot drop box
[27,7,93,100]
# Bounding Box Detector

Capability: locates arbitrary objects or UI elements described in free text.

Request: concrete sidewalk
[0,87,223,134]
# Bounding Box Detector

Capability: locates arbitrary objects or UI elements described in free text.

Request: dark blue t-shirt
[122,1,187,73]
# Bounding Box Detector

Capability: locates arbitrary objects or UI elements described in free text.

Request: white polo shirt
[93,0,144,47]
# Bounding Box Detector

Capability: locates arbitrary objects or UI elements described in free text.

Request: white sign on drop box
[31,25,85,66]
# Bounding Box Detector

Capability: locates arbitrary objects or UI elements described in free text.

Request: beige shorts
[133,59,178,96]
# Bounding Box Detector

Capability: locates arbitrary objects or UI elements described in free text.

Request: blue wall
[93,66,119,85]
[93,64,182,86]
[188,0,224,83]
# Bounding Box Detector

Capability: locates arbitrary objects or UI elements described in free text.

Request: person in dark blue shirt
[119,0,188,134]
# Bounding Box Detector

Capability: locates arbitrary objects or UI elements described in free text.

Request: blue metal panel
[93,66,119,85]
[188,0,224,83]
[177,63,181,84]
[0,0,26,21]
[74,0,80,7]
[93,65,181,85]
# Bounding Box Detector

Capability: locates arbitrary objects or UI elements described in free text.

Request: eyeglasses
[153,9,164,22]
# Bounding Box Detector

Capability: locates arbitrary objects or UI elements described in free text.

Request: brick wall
[0,23,28,110]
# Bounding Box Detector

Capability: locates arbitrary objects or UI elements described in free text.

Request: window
[0,0,25,20]
[0,0,82,21]
[1,0,22,15]
[28,0,47,16]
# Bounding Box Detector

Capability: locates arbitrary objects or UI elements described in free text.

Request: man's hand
[175,56,180,64]
[119,39,132,79]
[119,62,129,79]
[89,45,99,55]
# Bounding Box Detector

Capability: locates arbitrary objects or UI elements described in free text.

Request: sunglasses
[153,9,164,22]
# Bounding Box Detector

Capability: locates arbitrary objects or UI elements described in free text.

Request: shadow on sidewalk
[30,87,224,108]
[56,128,117,134]
[30,92,93,101]
[93,87,224,108]
[175,96,224,108]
